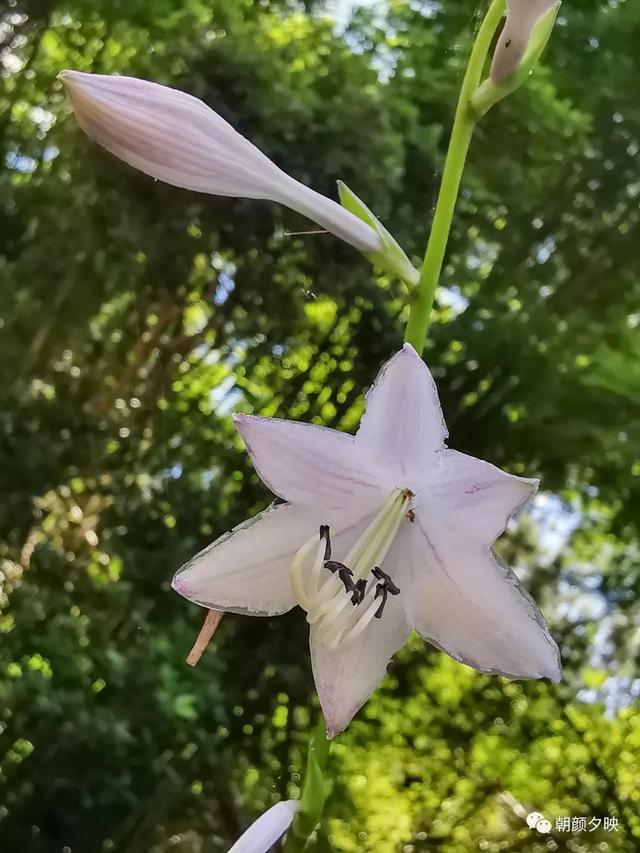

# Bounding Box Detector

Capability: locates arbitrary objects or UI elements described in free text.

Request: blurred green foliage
[1,0,640,850]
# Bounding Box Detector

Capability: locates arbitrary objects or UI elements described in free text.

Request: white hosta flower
[228,799,298,853]
[173,345,561,736]
[491,0,560,82]
[59,70,380,255]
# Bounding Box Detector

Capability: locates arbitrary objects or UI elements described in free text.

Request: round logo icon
[536,819,552,834]
[526,812,545,829]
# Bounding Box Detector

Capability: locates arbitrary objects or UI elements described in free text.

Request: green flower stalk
[282,722,332,852]
[404,0,560,354]
[403,0,506,353]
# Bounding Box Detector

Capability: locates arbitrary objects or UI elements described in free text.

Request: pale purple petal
[428,449,538,542]
[173,501,379,615]
[234,414,390,510]
[355,344,447,481]
[491,0,559,82]
[310,545,412,737]
[228,800,298,853]
[402,521,561,681]
[172,503,308,615]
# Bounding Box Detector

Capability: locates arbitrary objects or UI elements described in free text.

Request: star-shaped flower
[173,345,560,736]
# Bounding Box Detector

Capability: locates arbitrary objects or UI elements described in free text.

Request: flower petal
[428,449,538,542]
[60,71,380,254]
[491,0,559,82]
[173,501,379,615]
[355,344,448,481]
[234,414,389,511]
[228,800,298,853]
[403,521,561,681]
[172,503,309,615]
[310,546,412,737]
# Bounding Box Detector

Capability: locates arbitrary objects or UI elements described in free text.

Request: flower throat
[290,489,414,650]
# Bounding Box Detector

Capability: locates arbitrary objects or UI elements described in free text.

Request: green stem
[404,0,506,354]
[282,721,332,852]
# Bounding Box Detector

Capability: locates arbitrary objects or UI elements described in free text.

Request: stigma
[290,489,413,649]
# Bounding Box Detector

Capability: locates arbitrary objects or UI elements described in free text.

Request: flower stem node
[291,489,411,650]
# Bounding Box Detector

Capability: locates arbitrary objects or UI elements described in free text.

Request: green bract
[338,181,420,287]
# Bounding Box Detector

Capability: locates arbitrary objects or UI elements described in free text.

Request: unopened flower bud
[59,70,381,254]
[491,0,560,83]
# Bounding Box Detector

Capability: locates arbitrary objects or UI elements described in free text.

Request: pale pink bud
[491,0,560,82]
[59,70,380,254]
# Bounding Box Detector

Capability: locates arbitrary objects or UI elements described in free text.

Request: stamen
[306,576,346,623]
[319,525,331,561]
[324,560,346,574]
[351,578,367,605]
[372,566,401,596]
[375,584,390,619]
[290,539,315,610]
[338,566,356,593]
[324,560,361,598]
[289,488,413,649]
[315,596,352,642]
[309,526,331,592]
[331,593,380,648]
